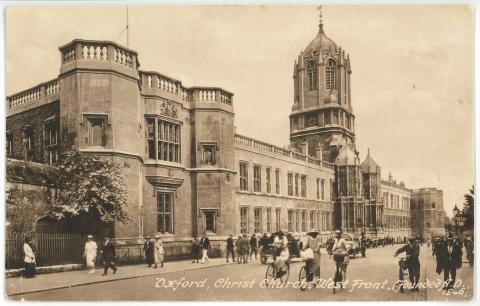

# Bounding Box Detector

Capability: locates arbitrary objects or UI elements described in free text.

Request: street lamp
[453,205,460,236]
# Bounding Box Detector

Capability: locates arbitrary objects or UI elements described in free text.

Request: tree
[50,150,130,232]
[462,185,474,231]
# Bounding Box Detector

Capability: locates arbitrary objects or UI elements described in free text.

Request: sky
[5,5,474,217]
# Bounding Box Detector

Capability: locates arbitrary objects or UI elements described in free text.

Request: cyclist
[332,229,351,290]
[394,236,420,291]
[273,230,289,278]
[302,229,321,290]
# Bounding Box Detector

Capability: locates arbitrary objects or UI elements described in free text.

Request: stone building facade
[6,16,445,251]
[381,174,412,241]
[411,188,446,238]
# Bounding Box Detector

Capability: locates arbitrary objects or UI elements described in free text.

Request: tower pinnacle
[317,5,324,33]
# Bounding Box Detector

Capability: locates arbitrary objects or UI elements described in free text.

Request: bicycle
[264,255,290,286]
[298,261,320,291]
[395,257,408,293]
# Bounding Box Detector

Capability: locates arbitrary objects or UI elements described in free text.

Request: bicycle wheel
[280,263,290,283]
[299,265,307,291]
[265,264,275,286]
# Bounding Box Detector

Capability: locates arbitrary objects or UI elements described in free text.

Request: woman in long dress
[84,235,98,273]
[154,235,165,268]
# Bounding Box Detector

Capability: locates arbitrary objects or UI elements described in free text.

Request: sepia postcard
[3,3,475,302]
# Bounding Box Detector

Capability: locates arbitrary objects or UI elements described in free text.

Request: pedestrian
[464,236,474,267]
[100,236,117,276]
[438,237,463,289]
[259,233,270,253]
[200,233,210,264]
[23,236,36,278]
[191,236,201,263]
[143,235,155,267]
[394,237,420,291]
[249,234,258,260]
[240,233,250,264]
[302,229,321,290]
[84,235,98,273]
[226,234,235,263]
[360,235,367,258]
[153,234,165,268]
[235,235,242,264]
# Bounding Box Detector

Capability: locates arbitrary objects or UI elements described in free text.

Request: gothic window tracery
[308,60,318,91]
[325,58,336,89]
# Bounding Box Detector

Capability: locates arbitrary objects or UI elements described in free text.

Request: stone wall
[6,101,59,163]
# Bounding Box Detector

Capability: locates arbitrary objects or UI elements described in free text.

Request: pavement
[5,244,474,301]
[5,257,229,297]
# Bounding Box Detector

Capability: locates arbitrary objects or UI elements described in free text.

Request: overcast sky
[5,5,474,217]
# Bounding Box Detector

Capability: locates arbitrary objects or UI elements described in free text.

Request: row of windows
[383,192,410,210]
[307,58,336,91]
[239,207,332,234]
[239,162,281,195]
[239,162,328,201]
[292,109,353,131]
[384,215,410,229]
[6,119,59,165]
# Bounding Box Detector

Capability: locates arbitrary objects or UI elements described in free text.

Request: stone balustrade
[140,71,233,105]
[191,87,232,105]
[234,134,334,170]
[59,39,139,70]
[141,72,179,94]
[8,78,60,109]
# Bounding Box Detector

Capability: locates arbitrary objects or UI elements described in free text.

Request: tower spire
[317,5,324,33]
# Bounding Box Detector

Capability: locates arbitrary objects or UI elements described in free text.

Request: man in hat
[200,233,210,264]
[100,236,117,276]
[437,237,463,289]
[464,235,474,267]
[360,233,367,258]
[394,237,420,291]
[235,235,242,264]
[226,234,235,263]
[239,233,250,264]
[84,235,98,273]
[249,233,258,260]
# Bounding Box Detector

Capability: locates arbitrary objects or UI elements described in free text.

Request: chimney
[301,142,308,155]
[388,172,393,183]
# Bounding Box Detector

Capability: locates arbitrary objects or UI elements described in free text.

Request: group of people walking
[190,233,211,264]
[143,234,165,268]
[83,235,118,276]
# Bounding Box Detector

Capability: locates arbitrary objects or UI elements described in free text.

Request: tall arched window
[307,60,318,91]
[325,58,336,89]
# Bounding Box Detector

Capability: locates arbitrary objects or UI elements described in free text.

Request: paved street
[8,244,473,301]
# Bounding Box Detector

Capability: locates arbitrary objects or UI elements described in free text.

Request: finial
[317,5,324,33]
[367,148,370,155]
